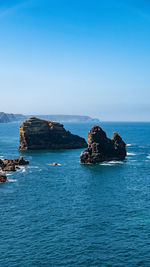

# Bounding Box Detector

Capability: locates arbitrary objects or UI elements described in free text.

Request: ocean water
[0,122,150,267]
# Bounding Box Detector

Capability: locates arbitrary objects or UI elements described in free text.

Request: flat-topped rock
[19,117,87,150]
[80,125,126,164]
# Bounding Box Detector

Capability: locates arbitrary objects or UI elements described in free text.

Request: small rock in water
[13,156,29,166]
[50,162,59,166]
[2,164,16,172]
[0,156,29,172]
[16,166,20,170]
[0,174,8,183]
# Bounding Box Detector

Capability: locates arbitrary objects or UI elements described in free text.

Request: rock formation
[50,162,59,166]
[0,156,29,172]
[19,117,87,150]
[80,125,126,164]
[0,174,8,183]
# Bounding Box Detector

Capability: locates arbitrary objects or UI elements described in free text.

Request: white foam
[127,152,136,156]
[18,166,25,169]
[109,161,124,164]
[22,169,26,173]
[6,173,13,176]
[126,144,132,147]
[0,155,4,159]
[100,163,113,166]
[147,155,150,159]
[99,161,124,166]
[8,179,17,182]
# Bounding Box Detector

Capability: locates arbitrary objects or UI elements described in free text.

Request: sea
[0,121,150,267]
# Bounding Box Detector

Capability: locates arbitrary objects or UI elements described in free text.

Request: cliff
[0,112,99,123]
[19,117,87,150]
[35,115,100,123]
[0,112,25,123]
[80,125,126,164]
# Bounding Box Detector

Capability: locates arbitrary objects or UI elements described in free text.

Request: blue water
[0,122,150,267]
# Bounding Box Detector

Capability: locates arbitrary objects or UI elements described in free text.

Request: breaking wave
[127,152,136,156]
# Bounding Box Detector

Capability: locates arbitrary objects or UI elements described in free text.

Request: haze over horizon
[0,0,150,121]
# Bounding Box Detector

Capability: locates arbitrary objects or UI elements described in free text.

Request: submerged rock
[0,174,8,183]
[80,125,126,164]
[0,156,29,172]
[19,117,87,150]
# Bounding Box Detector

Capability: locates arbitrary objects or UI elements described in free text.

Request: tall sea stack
[80,125,126,164]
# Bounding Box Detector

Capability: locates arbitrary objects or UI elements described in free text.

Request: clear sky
[0,0,150,121]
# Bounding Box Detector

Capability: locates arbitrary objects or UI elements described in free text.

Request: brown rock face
[19,117,87,150]
[0,174,8,183]
[80,125,126,164]
[0,156,29,172]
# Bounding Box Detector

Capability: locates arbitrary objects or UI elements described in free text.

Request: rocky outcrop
[19,117,87,150]
[50,162,59,166]
[0,156,29,172]
[80,125,126,164]
[0,174,8,183]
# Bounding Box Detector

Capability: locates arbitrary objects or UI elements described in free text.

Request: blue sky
[0,0,150,121]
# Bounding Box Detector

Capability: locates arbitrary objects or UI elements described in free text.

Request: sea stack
[19,117,87,150]
[80,125,126,164]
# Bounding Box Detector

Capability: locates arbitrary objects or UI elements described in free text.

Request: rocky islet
[0,121,127,183]
[19,117,88,150]
[80,125,126,164]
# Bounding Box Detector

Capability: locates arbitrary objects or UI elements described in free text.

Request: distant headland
[0,112,99,123]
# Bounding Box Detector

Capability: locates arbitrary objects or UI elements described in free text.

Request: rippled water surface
[0,122,150,266]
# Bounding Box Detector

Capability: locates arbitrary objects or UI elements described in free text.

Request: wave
[100,161,124,166]
[100,163,113,166]
[147,155,150,159]
[126,144,132,147]
[0,155,4,159]
[109,161,124,164]
[8,179,17,182]
[18,166,26,169]
[127,152,136,156]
